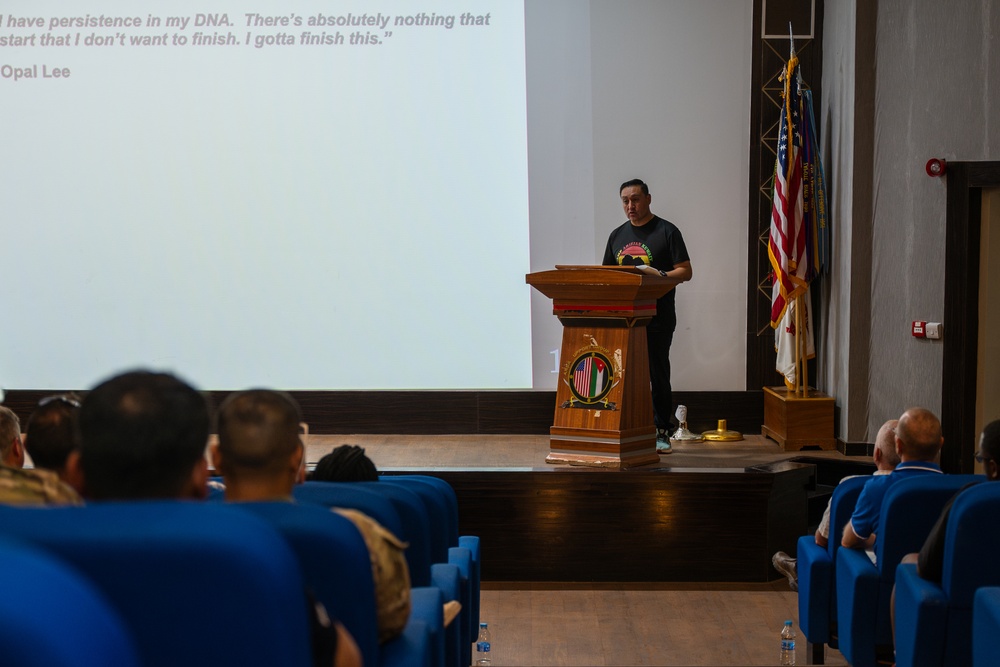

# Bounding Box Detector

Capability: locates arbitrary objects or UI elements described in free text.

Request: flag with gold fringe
[768,34,827,391]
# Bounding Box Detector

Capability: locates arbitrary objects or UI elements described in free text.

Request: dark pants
[646,327,675,430]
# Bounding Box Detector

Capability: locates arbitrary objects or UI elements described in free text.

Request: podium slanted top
[525,265,678,304]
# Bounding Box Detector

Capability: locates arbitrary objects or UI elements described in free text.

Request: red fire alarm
[912,321,926,338]
[926,158,947,177]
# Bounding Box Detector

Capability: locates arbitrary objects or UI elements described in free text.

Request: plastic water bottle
[780,620,796,665]
[476,622,492,666]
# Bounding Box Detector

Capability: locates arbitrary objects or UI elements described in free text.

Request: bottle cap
[480,622,488,628]
[784,620,793,625]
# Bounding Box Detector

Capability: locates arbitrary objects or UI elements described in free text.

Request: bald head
[895,407,943,462]
[874,419,901,471]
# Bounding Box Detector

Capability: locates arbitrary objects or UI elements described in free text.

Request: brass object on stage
[702,419,743,442]
[670,405,704,443]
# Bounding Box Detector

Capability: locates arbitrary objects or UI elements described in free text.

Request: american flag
[573,356,607,399]
[768,48,809,327]
[768,38,823,387]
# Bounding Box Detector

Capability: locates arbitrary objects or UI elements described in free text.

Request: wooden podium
[526,266,678,468]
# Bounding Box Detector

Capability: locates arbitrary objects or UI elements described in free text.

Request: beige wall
[821,0,1000,441]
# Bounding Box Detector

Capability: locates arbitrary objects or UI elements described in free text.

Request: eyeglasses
[38,394,81,409]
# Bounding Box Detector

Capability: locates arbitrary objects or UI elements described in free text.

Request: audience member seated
[841,407,944,560]
[0,404,80,505]
[889,419,1000,643]
[69,371,361,667]
[772,418,899,589]
[0,405,26,468]
[66,370,211,501]
[312,444,379,482]
[912,419,1000,582]
[214,389,412,644]
[24,394,83,483]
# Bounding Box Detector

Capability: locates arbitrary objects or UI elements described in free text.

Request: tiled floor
[478,582,849,666]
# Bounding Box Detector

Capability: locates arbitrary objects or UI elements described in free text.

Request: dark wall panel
[4,389,763,436]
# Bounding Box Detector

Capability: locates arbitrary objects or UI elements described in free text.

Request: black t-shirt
[603,215,690,330]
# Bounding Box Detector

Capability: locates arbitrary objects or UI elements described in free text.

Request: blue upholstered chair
[294,480,405,537]
[0,537,142,667]
[233,501,429,667]
[796,474,869,662]
[362,481,435,587]
[974,587,1000,667]
[385,475,480,613]
[430,562,463,667]
[381,476,459,562]
[894,483,1000,667]
[835,474,982,667]
[0,502,313,667]
[383,474,481,665]
[290,481,450,667]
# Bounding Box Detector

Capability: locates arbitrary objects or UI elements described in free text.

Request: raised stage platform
[303,435,873,583]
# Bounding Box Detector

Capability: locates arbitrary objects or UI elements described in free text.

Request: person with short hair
[0,405,26,468]
[0,403,79,506]
[890,419,1000,641]
[213,389,305,502]
[24,394,82,481]
[67,370,210,501]
[212,389,391,655]
[842,407,945,557]
[914,419,1000,582]
[771,418,900,589]
[603,178,693,452]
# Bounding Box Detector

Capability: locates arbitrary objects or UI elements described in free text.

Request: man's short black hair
[216,389,302,472]
[25,394,81,471]
[619,178,649,196]
[77,370,209,500]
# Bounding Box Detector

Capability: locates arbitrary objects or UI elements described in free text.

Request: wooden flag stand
[761,387,836,451]
[762,293,836,451]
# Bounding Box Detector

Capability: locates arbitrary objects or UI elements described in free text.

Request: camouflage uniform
[0,465,82,505]
[333,507,412,643]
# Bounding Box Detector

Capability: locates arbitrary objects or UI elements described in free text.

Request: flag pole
[795,295,803,396]
[800,295,809,395]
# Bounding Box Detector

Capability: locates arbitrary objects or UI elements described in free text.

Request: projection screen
[1,0,531,390]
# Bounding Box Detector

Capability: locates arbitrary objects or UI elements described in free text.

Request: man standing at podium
[603,178,692,453]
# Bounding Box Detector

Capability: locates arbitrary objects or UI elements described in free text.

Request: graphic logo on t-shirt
[617,242,652,266]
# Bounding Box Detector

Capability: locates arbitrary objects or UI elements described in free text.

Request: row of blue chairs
[796,473,982,666]
[893,482,1000,667]
[0,474,477,667]
[290,477,481,667]
[0,502,316,667]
